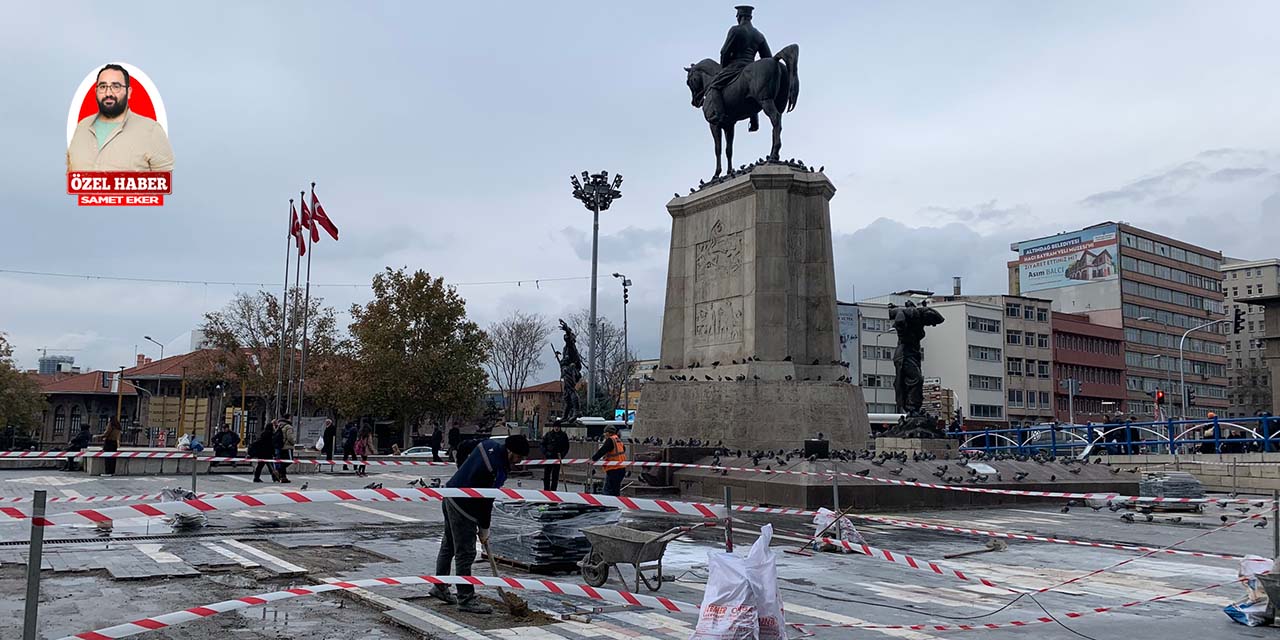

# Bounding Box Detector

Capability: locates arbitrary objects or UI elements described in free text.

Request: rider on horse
[707,5,771,132]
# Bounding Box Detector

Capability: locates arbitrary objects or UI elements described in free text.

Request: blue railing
[956,416,1278,457]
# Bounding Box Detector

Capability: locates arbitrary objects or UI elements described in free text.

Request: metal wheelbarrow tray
[578,524,704,592]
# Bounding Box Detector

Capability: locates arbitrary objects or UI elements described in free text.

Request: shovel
[481,538,532,617]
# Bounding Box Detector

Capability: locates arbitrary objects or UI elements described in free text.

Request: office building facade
[1222,258,1278,417]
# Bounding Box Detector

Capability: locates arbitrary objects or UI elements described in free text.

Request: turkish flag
[290,204,306,256]
[311,190,339,241]
[299,198,318,243]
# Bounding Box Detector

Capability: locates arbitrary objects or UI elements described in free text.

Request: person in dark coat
[428,425,444,462]
[341,422,358,470]
[431,435,529,614]
[64,424,92,471]
[540,423,570,492]
[447,425,462,461]
[250,421,278,482]
[321,419,337,463]
[211,423,241,463]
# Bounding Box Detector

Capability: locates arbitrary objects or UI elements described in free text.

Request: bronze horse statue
[685,44,799,178]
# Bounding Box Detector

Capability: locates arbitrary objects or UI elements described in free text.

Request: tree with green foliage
[347,268,490,437]
[0,332,46,445]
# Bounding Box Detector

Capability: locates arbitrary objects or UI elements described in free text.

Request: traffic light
[1234,307,1246,334]
[1155,389,1165,405]
[623,287,629,305]
[1186,387,1196,406]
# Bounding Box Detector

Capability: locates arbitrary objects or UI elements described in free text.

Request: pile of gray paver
[488,502,619,569]
[1140,471,1206,499]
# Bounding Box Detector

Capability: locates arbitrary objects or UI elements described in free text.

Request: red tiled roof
[40,370,136,395]
[124,350,209,378]
[518,380,562,394]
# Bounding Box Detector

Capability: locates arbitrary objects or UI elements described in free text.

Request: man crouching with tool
[431,433,529,614]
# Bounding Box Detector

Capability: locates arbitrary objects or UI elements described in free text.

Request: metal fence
[957,416,1279,457]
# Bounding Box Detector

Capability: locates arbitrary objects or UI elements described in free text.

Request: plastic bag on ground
[1239,554,1273,602]
[689,550,758,640]
[746,524,787,640]
[812,507,865,552]
[1224,599,1271,626]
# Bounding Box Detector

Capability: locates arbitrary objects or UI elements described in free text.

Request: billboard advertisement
[1017,224,1118,293]
[837,303,861,380]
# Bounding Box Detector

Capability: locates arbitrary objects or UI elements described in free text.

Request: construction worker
[591,425,627,496]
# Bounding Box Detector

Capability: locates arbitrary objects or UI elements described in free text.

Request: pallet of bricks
[1133,471,1204,512]
[487,502,620,572]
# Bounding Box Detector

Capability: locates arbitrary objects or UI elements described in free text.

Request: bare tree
[485,311,553,422]
[568,309,636,417]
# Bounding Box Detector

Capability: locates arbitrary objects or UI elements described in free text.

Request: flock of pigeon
[678,157,826,197]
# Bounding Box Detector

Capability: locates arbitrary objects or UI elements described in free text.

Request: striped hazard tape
[8,487,724,526]
[56,575,699,640]
[0,493,238,505]
[815,537,1021,593]
[788,576,1244,631]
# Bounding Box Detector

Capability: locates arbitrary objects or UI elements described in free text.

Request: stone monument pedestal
[634,164,869,452]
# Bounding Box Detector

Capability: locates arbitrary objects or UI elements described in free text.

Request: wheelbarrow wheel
[581,551,609,588]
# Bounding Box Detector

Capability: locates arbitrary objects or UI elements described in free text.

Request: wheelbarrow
[579,523,706,592]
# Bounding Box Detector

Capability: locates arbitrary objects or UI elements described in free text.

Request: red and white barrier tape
[733,505,819,517]
[57,575,699,640]
[816,537,1021,594]
[0,492,237,504]
[788,576,1243,631]
[851,514,1244,561]
[5,487,723,526]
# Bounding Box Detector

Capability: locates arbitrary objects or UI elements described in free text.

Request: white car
[401,446,438,457]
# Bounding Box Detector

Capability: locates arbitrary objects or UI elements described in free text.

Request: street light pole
[143,336,164,362]
[1179,319,1227,420]
[613,273,631,424]
[570,171,623,412]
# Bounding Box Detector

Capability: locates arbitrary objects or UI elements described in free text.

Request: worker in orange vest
[591,424,627,496]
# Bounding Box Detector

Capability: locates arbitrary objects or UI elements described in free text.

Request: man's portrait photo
[67,63,173,173]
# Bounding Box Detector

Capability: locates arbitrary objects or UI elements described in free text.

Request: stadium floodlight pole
[143,336,164,361]
[1179,318,1227,421]
[569,171,623,410]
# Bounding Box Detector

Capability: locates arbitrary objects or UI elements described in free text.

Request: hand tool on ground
[481,538,531,617]
[943,538,1009,559]
[784,504,860,557]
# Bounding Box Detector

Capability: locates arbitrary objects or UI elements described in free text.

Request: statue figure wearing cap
[707,5,771,132]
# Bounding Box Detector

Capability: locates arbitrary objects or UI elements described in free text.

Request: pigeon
[1050,474,1057,481]
[871,458,886,466]
[1110,467,1120,474]
[1256,518,1269,529]
[1253,501,1267,509]
[300,482,309,491]
[705,375,714,381]
[1168,516,1182,524]
[1068,467,1082,475]
[711,361,721,367]
[364,482,383,490]
[906,477,918,482]
[1060,505,1070,513]
[889,468,903,476]
[783,355,793,361]
[1144,514,1154,522]
[1236,507,1252,514]
[1120,513,1135,523]
[1090,504,1103,512]
[1013,472,1029,481]
[785,375,793,381]
[1221,515,1230,523]
[754,375,761,380]
[855,469,871,477]
[812,359,821,365]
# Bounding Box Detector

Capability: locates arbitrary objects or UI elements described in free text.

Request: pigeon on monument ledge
[855,469,871,477]
[785,375,793,381]
[784,355,792,361]
[812,359,821,365]
[711,361,720,367]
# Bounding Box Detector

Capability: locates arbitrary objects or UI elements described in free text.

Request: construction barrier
[2,487,724,526]
[57,575,699,640]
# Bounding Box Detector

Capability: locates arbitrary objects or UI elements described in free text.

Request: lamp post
[143,335,164,362]
[570,171,623,410]
[612,273,632,424]
[1179,319,1227,420]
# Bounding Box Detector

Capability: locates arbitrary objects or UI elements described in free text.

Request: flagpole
[274,199,294,421]
[285,206,303,417]
[297,186,315,420]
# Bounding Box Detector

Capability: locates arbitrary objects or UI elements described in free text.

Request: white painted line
[59,489,83,498]
[201,542,260,568]
[1006,508,1070,518]
[223,474,257,483]
[134,543,183,564]
[222,539,307,575]
[338,502,421,522]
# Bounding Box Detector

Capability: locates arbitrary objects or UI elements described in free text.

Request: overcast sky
[3,2,1279,383]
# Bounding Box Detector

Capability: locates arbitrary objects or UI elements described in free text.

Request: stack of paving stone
[488,502,619,570]
[1140,471,1205,499]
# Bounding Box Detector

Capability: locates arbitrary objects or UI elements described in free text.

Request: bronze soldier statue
[890,301,945,416]
[707,5,771,133]
[552,319,583,424]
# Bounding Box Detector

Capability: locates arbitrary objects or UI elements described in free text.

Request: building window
[1024,306,1035,320]
[862,345,893,360]
[1007,358,1023,376]
[1006,330,1021,345]
[1037,334,1049,349]
[1024,331,1036,345]
[968,316,1001,333]
[1008,389,1024,408]
[1036,308,1049,322]
[969,375,1003,391]
[861,317,888,332]
[970,404,1004,419]
[1006,303,1021,318]
[969,345,1002,362]
[1040,391,1050,407]
[53,407,65,437]
[862,374,894,389]
[70,406,83,433]
[1038,361,1051,378]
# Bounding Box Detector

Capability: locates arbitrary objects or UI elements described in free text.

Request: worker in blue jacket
[430,434,529,614]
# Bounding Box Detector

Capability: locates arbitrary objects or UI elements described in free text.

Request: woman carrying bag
[102,417,122,477]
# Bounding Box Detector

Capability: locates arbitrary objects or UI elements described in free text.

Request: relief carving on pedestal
[695,220,743,286]
[693,297,743,346]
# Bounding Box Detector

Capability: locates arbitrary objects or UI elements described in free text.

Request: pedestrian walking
[540,423,569,492]
[101,417,122,477]
[590,425,627,496]
[321,419,337,463]
[341,421,358,470]
[354,426,373,477]
[274,415,296,483]
[431,434,530,614]
[250,421,278,483]
[428,424,444,463]
[447,425,461,461]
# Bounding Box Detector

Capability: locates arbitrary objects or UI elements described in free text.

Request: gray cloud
[561,226,670,263]
[1080,161,1208,207]
[1209,167,1268,182]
